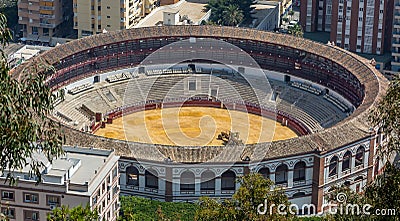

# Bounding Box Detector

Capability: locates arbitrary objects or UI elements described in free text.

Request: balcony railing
[144,187,158,193]
[40,14,55,19]
[39,6,54,10]
[40,23,56,28]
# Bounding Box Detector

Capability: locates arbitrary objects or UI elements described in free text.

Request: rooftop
[135,0,209,27]
[251,1,280,28]
[1,146,118,193]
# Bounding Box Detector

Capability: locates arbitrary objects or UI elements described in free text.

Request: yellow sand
[95,107,297,146]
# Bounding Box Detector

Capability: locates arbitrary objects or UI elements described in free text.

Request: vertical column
[158,177,166,195]
[165,166,173,202]
[337,159,343,178]
[288,170,294,187]
[172,178,180,197]
[215,177,221,195]
[195,177,201,196]
[139,174,145,191]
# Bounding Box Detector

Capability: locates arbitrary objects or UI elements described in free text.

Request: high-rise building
[300,0,394,55]
[391,0,400,71]
[73,0,159,38]
[18,0,72,42]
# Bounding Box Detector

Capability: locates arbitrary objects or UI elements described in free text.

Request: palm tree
[222,4,244,26]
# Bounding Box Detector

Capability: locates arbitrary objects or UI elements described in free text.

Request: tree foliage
[288,24,303,38]
[0,12,64,184]
[204,0,255,26]
[118,196,198,221]
[217,131,243,145]
[369,77,400,158]
[47,205,98,221]
[195,173,294,220]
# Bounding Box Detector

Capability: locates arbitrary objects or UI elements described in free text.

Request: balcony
[18,11,29,17]
[28,13,40,20]
[28,4,40,11]
[39,6,54,10]
[18,3,28,8]
[293,180,306,186]
[40,23,56,28]
[19,18,29,25]
[40,14,55,19]
[327,174,338,182]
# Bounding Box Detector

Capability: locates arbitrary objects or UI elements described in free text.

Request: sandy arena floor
[95,107,298,146]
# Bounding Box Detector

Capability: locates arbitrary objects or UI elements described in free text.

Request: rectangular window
[189,81,196,91]
[24,210,39,221]
[1,190,14,201]
[46,195,60,206]
[1,207,15,219]
[112,167,118,179]
[24,193,39,204]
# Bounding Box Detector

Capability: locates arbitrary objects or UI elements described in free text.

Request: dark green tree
[288,24,303,38]
[205,0,255,26]
[118,196,198,221]
[222,4,244,26]
[47,205,98,221]
[369,77,400,158]
[0,12,65,184]
[231,0,256,20]
[195,173,294,221]
[364,163,400,220]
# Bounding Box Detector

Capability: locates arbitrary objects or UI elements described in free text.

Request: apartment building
[391,0,400,71]
[73,0,159,38]
[18,0,72,41]
[300,0,394,54]
[0,146,120,221]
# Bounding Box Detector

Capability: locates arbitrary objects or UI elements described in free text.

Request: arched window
[221,170,236,191]
[355,147,365,167]
[258,167,270,180]
[293,161,306,183]
[201,170,215,193]
[180,171,195,193]
[329,156,338,177]
[145,169,158,189]
[275,164,288,185]
[342,151,352,172]
[126,166,139,186]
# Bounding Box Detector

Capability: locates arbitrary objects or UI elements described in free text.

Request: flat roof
[135,0,208,27]
[2,146,117,188]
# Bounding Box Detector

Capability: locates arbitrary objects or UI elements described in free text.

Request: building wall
[301,0,393,55]
[89,164,120,221]
[392,0,400,71]
[118,133,383,214]
[74,0,158,38]
[18,0,69,38]
[0,180,89,221]
[256,4,281,31]
[0,151,120,221]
